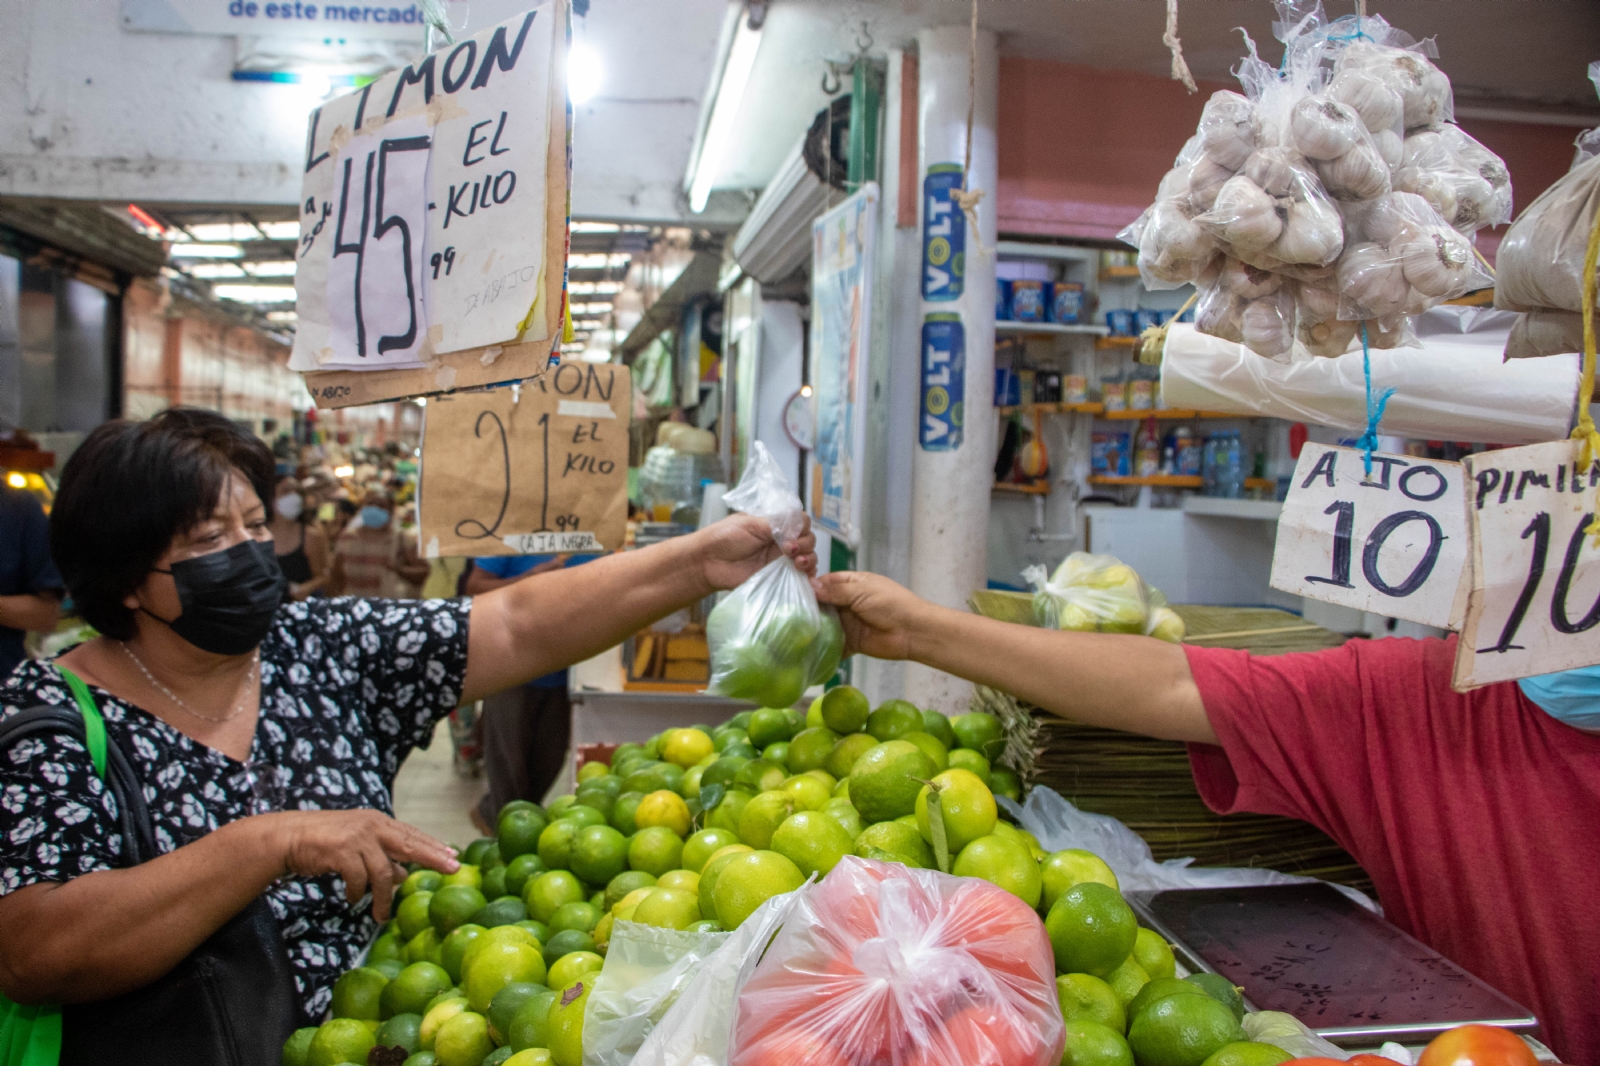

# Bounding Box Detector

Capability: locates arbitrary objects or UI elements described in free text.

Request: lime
[419,996,468,1050]
[282,1026,317,1066]
[634,790,693,836]
[747,707,796,749]
[853,820,933,868]
[592,912,615,949]
[1060,1017,1136,1066]
[633,886,703,929]
[541,929,596,966]
[698,846,754,923]
[1041,849,1121,913]
[1058,972,1126,1033]
[700,755,751,790]
[711,850,805,929]
[462,837,497,867]
[570,824,628,886]
[548,901,601,935]
[821,798,863,840]
[663,728,715,768]
[463,938,546,1012]
[306,1018,376,1066]
[503,854,549,899]
[507,989,559,1052]
[914,768,997,853]
[832,777,850,800]
[576,761,610,783]
[657,868,700,894]
[440,865,482,890]
[733,758,788,794]
[1184,973,1246,1021]
[397,891,435,940]
[946,748,992,785]
[546,979,591,1066]
[429,885,488,936]
[950,712,1006,759]
[919,710,957,749]
[403,927,444,966]
[819,686,870,733]
[620,826,678,876]
[849,740,938,823]
[898,731,949,771]
[628,761,686,796]
[373,1012,423,1054]
[770,810,854,878]
[545,795,578,818]
[1126,976,1202,1020]
[546,950,603,990]
[1134,928,1177,982]
[500,799,545,819]
[536,820,581,871]
[505,1050,554,1066]
[687,919,724,934]
[523,871,586,923]
[784,727,840,774]
[738,790,797,850]
[805,696,824,728]
[487,982,549,1046]
[514,920,549,943]
[607,792,644,836]
[711,727,750,753]
[331,965,388,1021]
[682,828,740,872]
[824,732,880,780]
[473,896,529,929]
[440,924,487,984]
[1046,882,1137,978]
[1127,994,1246,1066]
[682,765,708,799]
[369,931,405,967]
[1107,955,1151,1009]
[371,958,405,980]
[866,700,923,742]
[990,768,1023,802]
[780,773,832,812]
[604,870,658,911]
[582,774,623,800]
[572,787,615,820]
[761,742,790,766]
[481,865,509,901]
[1200,1043,1292,1066]
[381,961,453,1019]
[555,804,606,830]
[703,789,753,834]
[951,834,1042,907]
[433,1009,494,1066]
[611,886,655,921]
[401,869,445,899]
[611,742,647,765]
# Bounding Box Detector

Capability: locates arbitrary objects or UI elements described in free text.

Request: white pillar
[906,25,998,714]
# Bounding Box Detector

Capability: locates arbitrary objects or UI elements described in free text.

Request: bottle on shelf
[1219,431,1245,499]
[1135,418,1161,477]
[1202,432,1221,496]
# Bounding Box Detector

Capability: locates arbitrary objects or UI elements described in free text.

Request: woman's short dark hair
[52,408,277,640]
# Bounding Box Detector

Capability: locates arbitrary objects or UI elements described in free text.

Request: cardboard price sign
[1453,439,1600,689]
[1271,444,1468,628]
[290,4,567,408]
[417,365,630,559]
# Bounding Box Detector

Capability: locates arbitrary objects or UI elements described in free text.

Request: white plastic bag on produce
[582,920,728,1066]
[1022,552,1153,636]
[628,888,811,1066]
[707,442,842,708]
[1242,1011,1350,1059]
[1493,153,1600,317]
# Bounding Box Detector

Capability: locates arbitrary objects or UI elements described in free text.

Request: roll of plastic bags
[1160,314,1581,445]
[707,442,843,708]
[583,921,730,1066]
[1494,153,1600,317]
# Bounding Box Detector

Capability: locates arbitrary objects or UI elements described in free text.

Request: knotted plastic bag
[728,857,1062,1066]
[707,442,842,708]
[1023,552,1176,639]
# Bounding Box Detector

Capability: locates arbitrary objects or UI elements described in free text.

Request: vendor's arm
[816,571,1215,744]
[463,516,814,701]
[0,809,457,1005]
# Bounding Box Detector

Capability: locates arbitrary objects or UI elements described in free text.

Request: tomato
[905,1005,1047,1066]
[1418,1025,1539,1066]
[1283,1060,1348,1065]
[731,1026,849,1066]
[1348,1057,1405,1065]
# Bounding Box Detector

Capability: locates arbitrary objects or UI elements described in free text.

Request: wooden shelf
[995,241,1094,263]
[997,401,1104,416]
[1100,266,1143,279]
[1096,335,1139,348]
[1100,409,1247,421]
[1089,475,1203,488]
[993,481,1051,495]
[1244,477,1276,491]
[997,320,1109,337]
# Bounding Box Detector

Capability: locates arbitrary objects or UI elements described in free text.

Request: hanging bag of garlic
[1119,1,1504,362]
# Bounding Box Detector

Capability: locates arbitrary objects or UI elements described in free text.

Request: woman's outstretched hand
[265,809,459,922]
[696,513,817,592]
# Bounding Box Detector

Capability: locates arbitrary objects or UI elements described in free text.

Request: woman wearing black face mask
[0,408,816,1064]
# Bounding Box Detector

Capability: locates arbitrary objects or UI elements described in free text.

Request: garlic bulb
[1220,255,1283,299]
[1405,61,1453,129]
[1206,176,1283,252]
[1244,150,1299,198]
[1241,297,1294,359]
[1139,199,1218,285]
[1291,96,1363,161]
[1297,282,1341,323]
[1400,128,1449,172]
[1337,242,1408,318]
[1198,91,1260,170]
[1366,314,1411,349]
[1360,192,1432,245]
[1156,163,1194,204]
[1195,289,1245,344]
[1449,173,1496,232]
[1395,168,1459,228]
[1274,197,1344,265]
[1187,156,1235,212]
[1399,226,1475,298]
[1318,144,1392,202]
[1298,315,1359,359]
[1329,68,1403,135]
[1371,129,1403,170]
[1343,45,1451,130]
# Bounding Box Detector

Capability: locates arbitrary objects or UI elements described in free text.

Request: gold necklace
[118,642,260,724]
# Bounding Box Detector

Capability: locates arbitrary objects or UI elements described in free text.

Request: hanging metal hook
[855,22,874,55]
[821,62,844,95]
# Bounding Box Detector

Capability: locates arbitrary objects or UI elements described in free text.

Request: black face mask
[146,539,286,655]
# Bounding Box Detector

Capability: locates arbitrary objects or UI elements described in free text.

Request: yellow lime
[821,798,862,840]
[433,1009,494,1066]
[632,886,702,929]
[1133,927,1177,982]
[400,869,445,899]
[1060,1017,1135,1066]
[592,911,614,949]
[898,730,950,771]
[462,939,546,1012]
[682,828,740,872]
[663,728,715,768]
[681,765,707,799]
[737,790,797,850]
[627,826,685,877]
[306,1018,376,1066]
[439,864,482,890]
[1127,995,1246,1066]
[546,950,604,989]
[853,820,933,868]
[770,810,854,878]
[1046,882,1137,978]
[819,686,870,733]
[805,695,825,728]
[634,790,693,837]
[1059,972,1126,1032]
[710,850,804,929]
[913,768,997,853]
[603,870,657,911]
[419,996,469,1050]
[506,1049,555,1066]
[951,834,1042,907]
[523,870,586,923]
[612,885,656,920]
[656,869,700,895]
[330,966,388,1021]
[577,761,611,783]
[546,978,591,1066]
[1042,849,1121,913]
[1199,1043,1292,1066]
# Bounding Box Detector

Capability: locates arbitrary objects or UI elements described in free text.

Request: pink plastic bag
[728,857,1062,1066]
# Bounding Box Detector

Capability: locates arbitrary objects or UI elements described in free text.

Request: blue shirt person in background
[0,484,63,677]
[463,553,592,831]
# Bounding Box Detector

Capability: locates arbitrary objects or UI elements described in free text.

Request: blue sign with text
[920,313,965,451]
[921,164,965,302]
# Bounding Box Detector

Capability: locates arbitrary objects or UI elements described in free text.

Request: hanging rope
[1355,322,1397,481]
[419,0,455,50]
[1573,201,1600,540]
[1163,0,1198,94]
[951,0,990,260]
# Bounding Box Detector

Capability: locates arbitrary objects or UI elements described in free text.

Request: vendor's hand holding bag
[0,668,301,1066]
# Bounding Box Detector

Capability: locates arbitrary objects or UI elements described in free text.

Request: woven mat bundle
[970,594,1372,894]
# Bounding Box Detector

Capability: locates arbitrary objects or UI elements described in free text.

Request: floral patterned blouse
[0,595,472,1019]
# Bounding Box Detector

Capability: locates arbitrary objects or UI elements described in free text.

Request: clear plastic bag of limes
[707,442,843,708]
[1022,551,1184,643]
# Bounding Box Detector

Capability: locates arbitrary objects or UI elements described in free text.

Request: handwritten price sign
[417,364,631,559]
[1271,444,1468,628]
[1454,439,1600,689]
[291,4,566,407]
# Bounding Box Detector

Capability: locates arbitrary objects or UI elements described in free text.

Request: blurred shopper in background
[269,475,329,601]
[328,490,427,598]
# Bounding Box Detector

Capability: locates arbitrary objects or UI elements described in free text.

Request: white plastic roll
[1161,309,1580,445]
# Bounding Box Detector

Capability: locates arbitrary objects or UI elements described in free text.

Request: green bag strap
[0,999,62,1066]
[56,667,105,781]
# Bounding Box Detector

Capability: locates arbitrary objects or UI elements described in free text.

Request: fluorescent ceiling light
[189,263,248,279]
[170,244,243,258]
[214,284,296,303]
[568,281,623,295]
[266,310,299,323]
[571,222,621,233]
[568,253,631,269]
[173,223,298,242]
[569,42,603,104]
[688,14,763,213]
[245,261,297,277]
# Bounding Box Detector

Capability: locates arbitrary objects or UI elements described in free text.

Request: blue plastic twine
[1355,321,1397,480]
